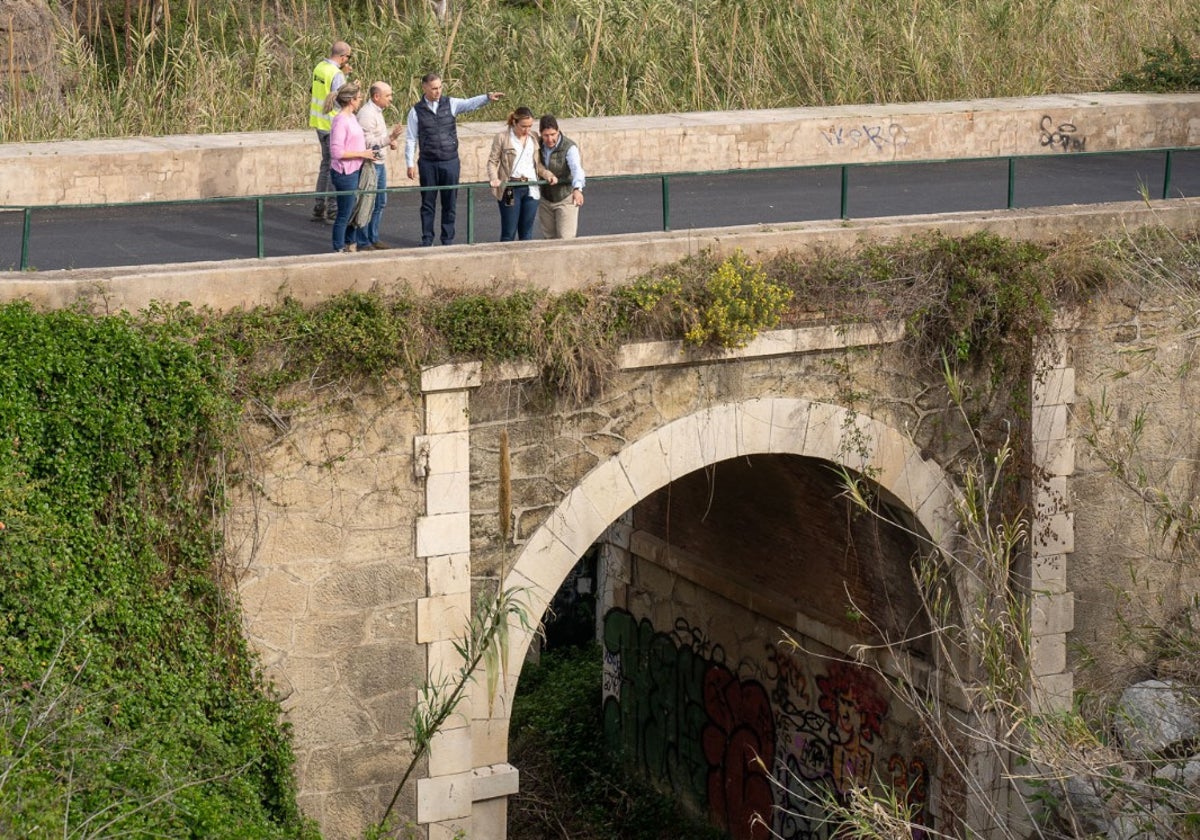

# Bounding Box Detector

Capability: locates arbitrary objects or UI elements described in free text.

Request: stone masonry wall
[228,383,426,839]
[2,93,1196,207]
[1065,281,1200,689]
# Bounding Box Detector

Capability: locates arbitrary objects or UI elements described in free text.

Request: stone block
[426,431,470,475]
[1035,475,1068,518]
[427,553,471,596]
[426,471,471,515]
[429,819,473,840]
[470,717,513,767]
[473,763,520,801]
[665,413,708,479]
[914,478,957,549]
[735,397,774,456]
[417,771,473,823]
[1032,403,1069,443]
[694,402,741,466]
[1034,334,1069,370]
[428,723,474,776]
[422,362,481,393]
[416,512,471,557]
[545,483,614,561]
[1032,512,1074,556]
[1033,435,1075,476]
[616,431,672,499]
[345,643,422,701]
[425,390,471,434]
[1031,672,1074,715]
[1031,552,1068,594]
[1031,632,1068,676]
[769,397,814,454]
[578,458,638,525]
[286,689,378,744]
[507,529,567,603]
[309,561,422,612]
[426,640,472,707]
[1033,366,1075,406]
[293,614,365,650]
[238,568,310,619]
[1030,591,1075,637]
[417,591,472,643]
[861,427,911,491]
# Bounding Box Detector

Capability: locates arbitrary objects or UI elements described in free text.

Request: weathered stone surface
[309,562,420,612]
[1116,680,1200,758]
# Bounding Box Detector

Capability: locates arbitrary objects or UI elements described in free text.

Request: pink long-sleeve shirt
[330,112,366,175]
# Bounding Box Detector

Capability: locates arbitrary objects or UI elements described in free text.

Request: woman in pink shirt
[326,81,377,252]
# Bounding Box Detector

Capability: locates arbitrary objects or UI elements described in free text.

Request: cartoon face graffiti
[816,662,888,796]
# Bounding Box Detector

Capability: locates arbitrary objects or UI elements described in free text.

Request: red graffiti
[701,664,776,840]
[816,661,889,795]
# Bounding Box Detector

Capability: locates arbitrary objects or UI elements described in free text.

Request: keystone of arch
[497,396,957,705]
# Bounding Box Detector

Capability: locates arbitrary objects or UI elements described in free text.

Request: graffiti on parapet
[819,123,910,152]
[1039,115,1087,152]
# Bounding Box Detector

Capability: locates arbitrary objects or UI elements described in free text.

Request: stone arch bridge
[233,310,1083,840]
[2,93,1197,840]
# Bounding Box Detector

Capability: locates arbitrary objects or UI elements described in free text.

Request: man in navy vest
[404,73,504,246]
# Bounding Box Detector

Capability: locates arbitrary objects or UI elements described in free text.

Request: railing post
[466,185,475,244]
[661,176,670,231]
[839,166,849,220]
[255,198,265,259]
[1007,157,1016,209]
[1163,149,1174,200]
[19,207,31,271]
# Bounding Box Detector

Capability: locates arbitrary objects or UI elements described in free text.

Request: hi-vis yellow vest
[309,61,339,131]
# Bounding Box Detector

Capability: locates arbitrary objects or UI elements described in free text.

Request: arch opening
[499,393,966,839]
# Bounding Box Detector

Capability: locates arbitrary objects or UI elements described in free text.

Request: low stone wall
[1,200,1194,314]
[2,93,1197,206]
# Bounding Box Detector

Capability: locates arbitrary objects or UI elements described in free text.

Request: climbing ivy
[0,303,315,839]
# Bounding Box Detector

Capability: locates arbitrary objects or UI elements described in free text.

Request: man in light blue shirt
[537,114,586,239]
[404,73,503,246]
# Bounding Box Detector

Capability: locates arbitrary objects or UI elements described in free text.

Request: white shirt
[509,130,539,200]
[356,100,389,168]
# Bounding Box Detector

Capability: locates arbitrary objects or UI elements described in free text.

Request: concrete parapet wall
[1,199,1194,314]
[2,93,1197,207]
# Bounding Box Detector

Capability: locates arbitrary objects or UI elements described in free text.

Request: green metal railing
[5,146,1196,271]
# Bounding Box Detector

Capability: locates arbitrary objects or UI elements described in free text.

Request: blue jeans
[356,163,387,248]
[497,185,539,241]
[418,157,460,245]
[330,168,359,252]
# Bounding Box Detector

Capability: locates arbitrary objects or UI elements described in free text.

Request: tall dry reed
[2,0,1196,141]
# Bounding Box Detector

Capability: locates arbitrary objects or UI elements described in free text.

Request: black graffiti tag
[820,122,909,151]
[1039,115,1086,152]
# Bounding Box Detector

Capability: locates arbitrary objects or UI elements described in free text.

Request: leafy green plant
[1112,36,1200,92]
[432,291,539,360]
[682,250,794,348]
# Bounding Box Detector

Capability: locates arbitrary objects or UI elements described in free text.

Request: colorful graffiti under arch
[603,608,931,839]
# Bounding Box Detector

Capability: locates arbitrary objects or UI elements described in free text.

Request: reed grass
[2,0,1197,142]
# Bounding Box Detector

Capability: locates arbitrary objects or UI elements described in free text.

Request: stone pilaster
[1030,335,1076,713]
[415,362,519,839]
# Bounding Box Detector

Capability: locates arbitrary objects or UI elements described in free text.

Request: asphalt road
[2,150,1197,272]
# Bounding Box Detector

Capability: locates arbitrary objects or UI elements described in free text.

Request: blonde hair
[324,81,362,113]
